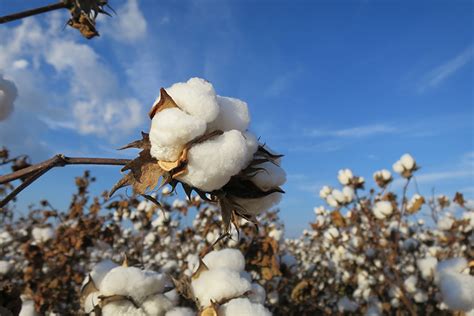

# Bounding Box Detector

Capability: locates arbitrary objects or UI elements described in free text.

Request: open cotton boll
[207,96,250,132]
[416,257,437,280]
[202,248,245,272]
[100,266,168,303]
[218,298,271,316]
[32,226,54,243]
[150,108,206,147]
[165,78,220,123]
[101,300,147,316]
[177,130,254,192]
[438,216,454,231]
[233,193,283,216]
[438,270,474,311]
[0,260,12,275]
[400,154,415,170]
[19,298,38,316]
[89,260,118,289]
[0,74,17,121]
[337,169,353,185]
[372,201,393,220]
[165,307,195,316]
[191,269,252,308]
[250,162,286,191]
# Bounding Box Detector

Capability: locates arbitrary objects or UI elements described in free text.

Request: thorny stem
[0,2,68,24]
[0,154,130,208]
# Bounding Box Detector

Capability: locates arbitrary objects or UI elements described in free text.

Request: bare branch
[0,154,130,208]
[0,2,68,24]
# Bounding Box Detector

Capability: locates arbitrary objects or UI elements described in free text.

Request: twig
[0,154,130,207]
[0,2,68,24]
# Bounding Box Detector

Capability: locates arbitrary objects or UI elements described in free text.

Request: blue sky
[0,0,473,236]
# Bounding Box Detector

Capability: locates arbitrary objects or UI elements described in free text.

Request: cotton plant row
[109,77,286,232]
[287,154,474,315]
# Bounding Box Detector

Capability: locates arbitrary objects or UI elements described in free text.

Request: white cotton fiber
[141,293,176,315]
[218,298,271,316]
[0,260,12,275]
[101,300,146,316]
[19,298,38,316]
[32,226,54,243]
[165,307,195,316]
[234,193,283,216]
[207,96,250,132]
[0,74,17,121]
[250,162,286,192]
[202,248,246,272]
[372,201,393,220]
[150,143,184,162]
[178,130,253,191]
[166,78,220,123]
[244,132,259,157]
[417,257,437,280]
[100,266,168,303]
[89,260,118,289]
[150,108,206,147]
[438,270,474,311]
[191,269,252,307]
[436,257,467,276]
[84,292,100,314]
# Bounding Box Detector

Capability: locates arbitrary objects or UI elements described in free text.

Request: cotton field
[0,150,473,315]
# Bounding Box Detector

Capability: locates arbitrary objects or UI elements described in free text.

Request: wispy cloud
[418,45,473,92]
[307,124,397,138]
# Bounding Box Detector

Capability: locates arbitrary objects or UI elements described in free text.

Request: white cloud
[307,124,397,138]
[418,46,473,92]
[103,0,147,43]
[0,11,145,148]
[0,74,17,121]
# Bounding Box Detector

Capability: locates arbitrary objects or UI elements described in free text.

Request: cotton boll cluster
[392,154,418,178]
[82,260,184,315]
[191,248,271,315]
[0,74,17,121]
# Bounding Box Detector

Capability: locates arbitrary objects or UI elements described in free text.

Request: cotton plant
[109,77,286,232]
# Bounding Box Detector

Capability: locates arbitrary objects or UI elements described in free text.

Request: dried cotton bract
[110,77,285,232]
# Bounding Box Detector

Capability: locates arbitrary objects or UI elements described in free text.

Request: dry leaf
[149,88,179,119]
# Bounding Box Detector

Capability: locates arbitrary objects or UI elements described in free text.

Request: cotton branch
[0,154,130,208]
[0,2,68,24]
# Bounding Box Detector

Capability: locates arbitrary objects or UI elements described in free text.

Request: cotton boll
[400,154,415,170]
[342,186,355,203]
[0,74,17,121]
[218,298,271,316]
[243,132,259,158]
[392,161,404,174]
[404,275,418,293]
[19,298,38,316]
[165,307,195,316]
[32,226,54,243]
[414,290,429,303]
[250,162,286,191]
[191,269,252,308]
[417,257,437,280]
[438,270,474,311]
[202,248,245,272]
[372,201,393,220]
[331,190,346,204]
[0,260,12,275]
[165,78,219,123]
[100,266,168,303]
[208,96,250,132]
[319,186,332,199]
[178,130,253,191]
[150,143,184,162]
[233,193,283,216]
[438,216,454,231]
[337,169,353,185]
[101,300,146,316]
[326,195,339,208]
[150,108,206,147]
